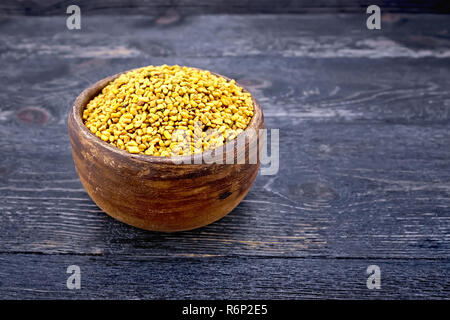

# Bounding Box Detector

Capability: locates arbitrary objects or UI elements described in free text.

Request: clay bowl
[68,67,265,232]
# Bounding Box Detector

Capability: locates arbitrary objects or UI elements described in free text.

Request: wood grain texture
[1,0,449,15]
[0,14,449,299]
[1,14,449,60]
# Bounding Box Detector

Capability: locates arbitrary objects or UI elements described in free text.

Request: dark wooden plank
[0,15,449,259]
[1,14,449,60]
[0,14,449,298]
[1,0,449,15]
[0,68,449,257]
[2,120,450,258]
[0,254,449,299]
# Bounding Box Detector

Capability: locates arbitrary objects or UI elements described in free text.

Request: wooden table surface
[0,12,449,299]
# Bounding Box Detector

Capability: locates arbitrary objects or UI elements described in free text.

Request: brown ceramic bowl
[68,67,265,232]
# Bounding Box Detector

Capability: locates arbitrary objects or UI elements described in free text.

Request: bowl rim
[69,65,264,165]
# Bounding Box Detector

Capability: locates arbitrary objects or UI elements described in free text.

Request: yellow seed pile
[83,65,254,156]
